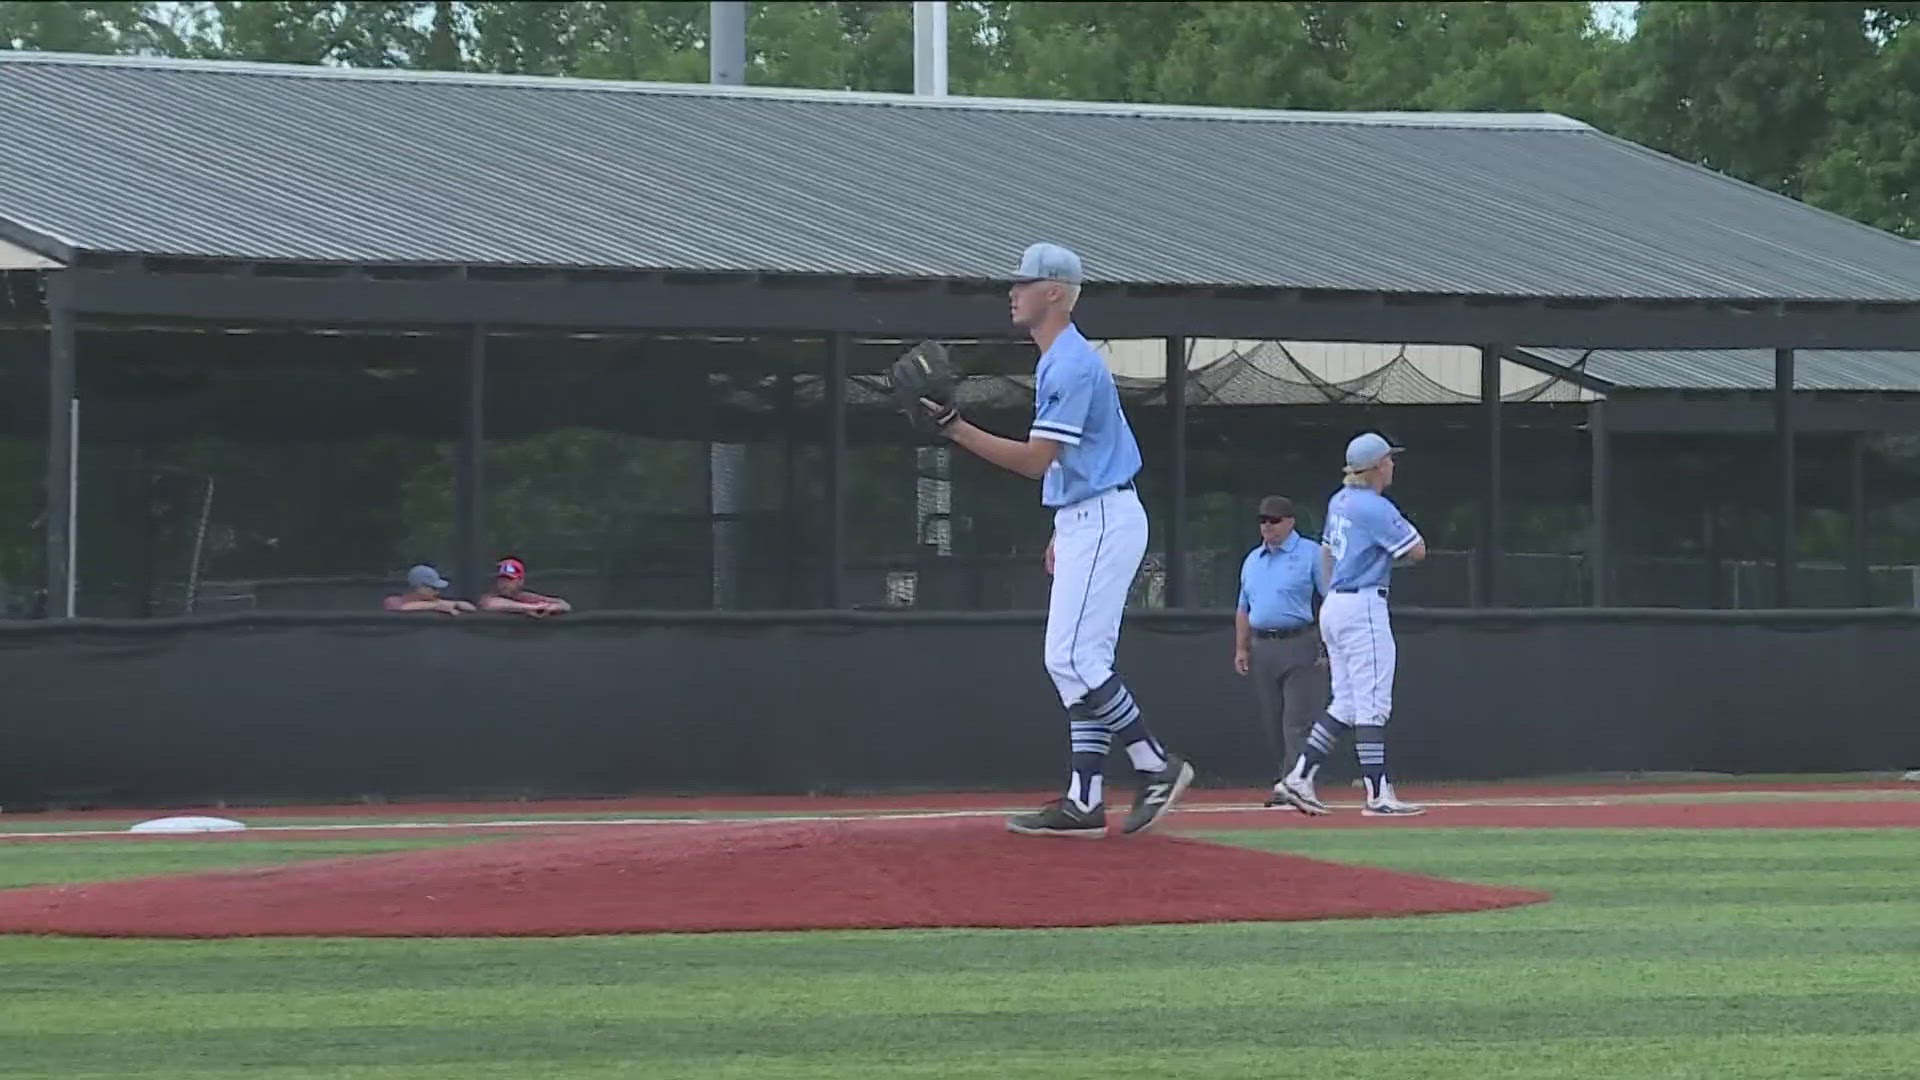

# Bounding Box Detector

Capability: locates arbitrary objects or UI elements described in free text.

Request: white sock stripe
[1070,720,1113,754]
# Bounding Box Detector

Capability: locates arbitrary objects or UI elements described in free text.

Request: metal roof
[1522,348,1920,392]
[4,51,1920,303]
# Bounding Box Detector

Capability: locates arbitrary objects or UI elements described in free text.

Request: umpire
[1232,495,1330,807]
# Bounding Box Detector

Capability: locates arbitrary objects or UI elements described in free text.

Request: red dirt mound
[0,817,1548,938]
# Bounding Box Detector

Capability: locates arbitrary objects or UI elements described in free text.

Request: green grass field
[3,825,1917,1080]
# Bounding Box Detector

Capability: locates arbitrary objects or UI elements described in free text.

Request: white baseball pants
[1318,589,1396,726]
[1044,486,1147,707]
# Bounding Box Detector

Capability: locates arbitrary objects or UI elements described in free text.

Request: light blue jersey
[1323,486,1422,591]
[1030,324,1142,508]
[1237,532,1326,630]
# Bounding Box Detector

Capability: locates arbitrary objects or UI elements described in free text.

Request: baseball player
[1274,432,1428,817]
[889,242,1194,838]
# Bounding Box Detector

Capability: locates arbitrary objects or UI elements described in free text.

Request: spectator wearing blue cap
[383,564,475,615]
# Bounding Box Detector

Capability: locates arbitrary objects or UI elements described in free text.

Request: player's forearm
[943,420,1053,479]
[395,599,450,612]
[479,596,535,613]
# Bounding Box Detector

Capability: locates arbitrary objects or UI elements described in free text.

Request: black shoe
[1006,798,1107,839]
[1123,756,1196,835]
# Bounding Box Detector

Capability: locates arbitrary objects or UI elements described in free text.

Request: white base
[128,815,247,834]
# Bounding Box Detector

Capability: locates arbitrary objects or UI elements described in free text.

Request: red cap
[496,558,526,580]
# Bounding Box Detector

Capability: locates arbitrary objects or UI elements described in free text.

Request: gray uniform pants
[1249,628,1328,778]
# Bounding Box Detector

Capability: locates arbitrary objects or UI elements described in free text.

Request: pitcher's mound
[0,817,1546,938]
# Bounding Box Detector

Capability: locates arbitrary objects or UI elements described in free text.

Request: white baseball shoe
[1362,794,1427,817]
[1274,776,1330,817]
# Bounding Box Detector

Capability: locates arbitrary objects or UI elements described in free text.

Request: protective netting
[10,325,1920,617]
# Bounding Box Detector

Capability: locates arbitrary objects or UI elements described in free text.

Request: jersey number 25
[1325,514,1351,561]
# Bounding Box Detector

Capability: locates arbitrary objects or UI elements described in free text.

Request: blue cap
[1344,432,1404,472]
[407,564,450,590]
[1012,242,1084,285]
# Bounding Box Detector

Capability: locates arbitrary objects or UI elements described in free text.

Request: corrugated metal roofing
[4,51,1920,302]
[1523,347,1920,392]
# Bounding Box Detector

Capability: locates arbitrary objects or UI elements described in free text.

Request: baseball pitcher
[887,242,1195,838]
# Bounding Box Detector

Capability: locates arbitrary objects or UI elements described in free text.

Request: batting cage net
[7,327,1920,617]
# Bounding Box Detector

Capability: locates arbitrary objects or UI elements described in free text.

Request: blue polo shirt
[1237,532,1326,631]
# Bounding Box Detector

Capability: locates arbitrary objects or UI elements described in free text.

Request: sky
[1591,1,1641,40]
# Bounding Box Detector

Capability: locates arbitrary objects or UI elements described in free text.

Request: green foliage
[1604,2,1886,198]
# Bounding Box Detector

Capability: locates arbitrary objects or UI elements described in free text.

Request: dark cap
[1258,495,1295,519]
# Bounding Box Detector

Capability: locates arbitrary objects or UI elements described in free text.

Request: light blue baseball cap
[407,564,450,590]
[1012,242,1084,285]
[1344,432,1404,472]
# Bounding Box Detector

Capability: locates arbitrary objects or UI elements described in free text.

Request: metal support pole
[456,325,487,597]
[1774,348,1795,607]
[913,2,949,96]
[708,1,748,609]
[184,475,214,615]
[1165,335,1188,608]
[45,292,75,618]
[1477,344,1502,607]
[709,1,745,85]
[1850,432,1869,606]
[1588,399,1609,607]
[912,2,952,573]
[827,332,848,608]
[779,355,797,608]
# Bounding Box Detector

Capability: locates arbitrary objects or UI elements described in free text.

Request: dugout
[4,51,1920,621]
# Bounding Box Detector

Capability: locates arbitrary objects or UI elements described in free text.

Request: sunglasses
[1259,516,1291,525]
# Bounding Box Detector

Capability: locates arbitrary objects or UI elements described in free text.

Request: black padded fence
[2,610,1917,809]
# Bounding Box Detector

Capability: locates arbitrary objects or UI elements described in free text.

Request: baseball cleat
[1006,798,1107,838]
[1362,797,1427,817]
[1122,755,1195,835]
[1274,776,1330,816]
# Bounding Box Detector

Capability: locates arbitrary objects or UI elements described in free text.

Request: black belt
[1115,481,1134,491]
[1252,625,1314,639]
[1333,587,1389,598]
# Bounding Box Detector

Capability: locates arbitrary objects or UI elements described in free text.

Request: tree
[0,1,186,55]
[1804,12,1920,236]
[1604,2,1888,199]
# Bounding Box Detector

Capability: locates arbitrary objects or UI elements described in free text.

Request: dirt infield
[1182,798,1920,830]
[0,816,1550,938]
[6,782,1919,842]
[8,778,1912,826]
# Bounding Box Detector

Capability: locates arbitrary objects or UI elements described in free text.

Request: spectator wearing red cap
[478,557,572,618]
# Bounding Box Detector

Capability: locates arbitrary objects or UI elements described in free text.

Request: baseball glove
[887,340,961,436]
